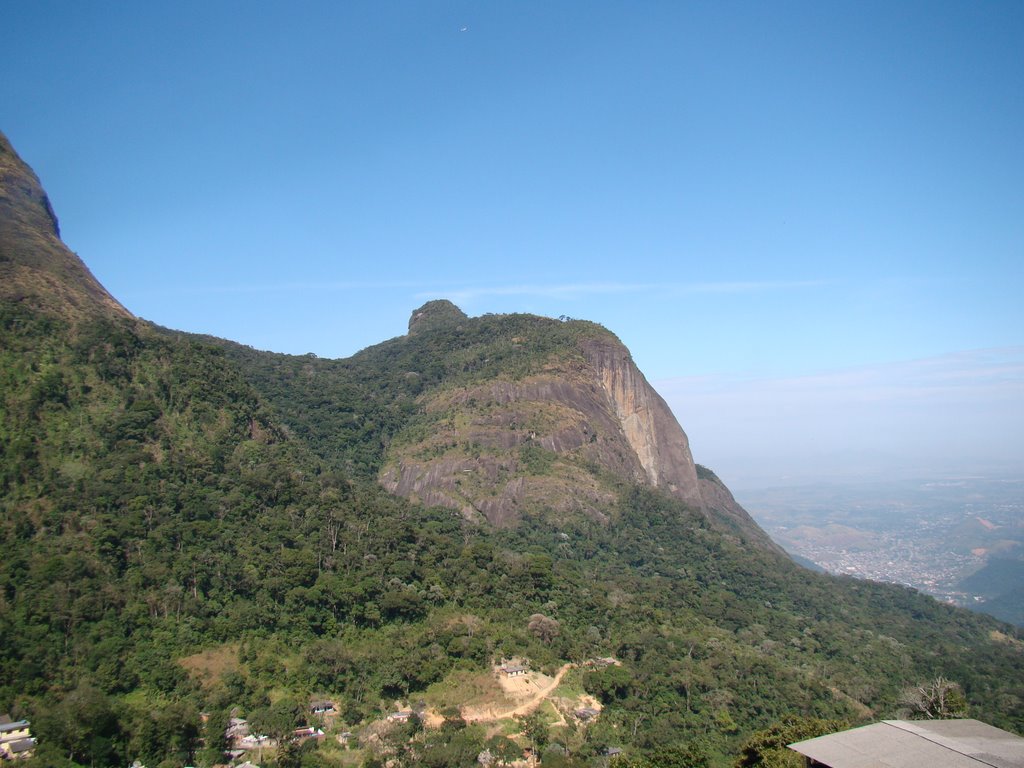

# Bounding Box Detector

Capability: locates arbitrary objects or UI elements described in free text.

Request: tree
[43,683,122,767]
[901,677,969,720]
[585,665,633,703]
[516,712,549,752]
[484,735,521,766]
[248,696,303,741]
[736,716,847,768]
[649,741,710,768]
[527,613,560,644]
[275,737,302,768]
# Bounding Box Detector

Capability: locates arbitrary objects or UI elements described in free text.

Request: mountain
[1,130,1022,767]
[210,299,782,554]
[959,557,1024,625]
[0,132,128,321]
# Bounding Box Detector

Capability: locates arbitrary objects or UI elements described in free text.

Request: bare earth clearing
[461,663,576,723]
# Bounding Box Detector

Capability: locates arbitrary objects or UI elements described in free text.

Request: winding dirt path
[463,663,575,723]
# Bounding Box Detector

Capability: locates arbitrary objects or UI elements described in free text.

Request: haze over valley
[739,477,1024,626]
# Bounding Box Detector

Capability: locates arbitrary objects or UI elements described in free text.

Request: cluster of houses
[0,716,34,761]
[222,703,333,763]
[224,716,273,759]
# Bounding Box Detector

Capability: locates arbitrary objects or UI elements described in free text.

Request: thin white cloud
[129,279,428,296]
[419,282,653,303]
[658,347,1024,398]
[129,277,828,301]
[418,279,829,303]
[675,279,830,294]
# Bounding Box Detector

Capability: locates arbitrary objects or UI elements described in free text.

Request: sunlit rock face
[380,322,708,529]
[581,337,703,508]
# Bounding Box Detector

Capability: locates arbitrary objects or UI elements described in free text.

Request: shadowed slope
[0,130,129,321]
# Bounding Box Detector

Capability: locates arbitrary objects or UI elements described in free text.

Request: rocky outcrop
[377,306,777,547]
[380,317,730,532]
[696,466,787,555]
[378,369,631,527]
[582,337,703,509]
[408,299,467,335]
[0,130,130,321]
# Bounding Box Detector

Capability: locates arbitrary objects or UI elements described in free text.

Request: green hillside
[3,303,1023,766]
[1,130,1022,768]
[203,304,612,481]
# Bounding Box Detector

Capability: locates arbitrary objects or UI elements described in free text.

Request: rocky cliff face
[378,307,773,545]
[0,130,129,321]
[582,337,704,509]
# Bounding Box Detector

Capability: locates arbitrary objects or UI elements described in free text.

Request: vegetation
[205,309,613,479]
[1,299,1023,768]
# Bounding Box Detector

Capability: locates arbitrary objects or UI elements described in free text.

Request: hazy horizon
[658,346,1024,490]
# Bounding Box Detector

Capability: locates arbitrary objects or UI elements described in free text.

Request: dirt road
[463,663,575,723]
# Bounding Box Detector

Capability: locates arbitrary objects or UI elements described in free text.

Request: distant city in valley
[740,476,1024,624]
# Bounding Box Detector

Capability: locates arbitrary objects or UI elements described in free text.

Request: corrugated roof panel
[790,721,1024,768]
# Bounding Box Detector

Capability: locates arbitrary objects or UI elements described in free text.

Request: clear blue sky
[3,1,1022,486]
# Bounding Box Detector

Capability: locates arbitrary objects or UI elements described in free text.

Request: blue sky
[3,1,1022,486]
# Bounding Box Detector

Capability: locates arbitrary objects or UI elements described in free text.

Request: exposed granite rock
[696,466,787,555]
[581,337,703,509]
[379,318,770,541]
[0,130,130,321]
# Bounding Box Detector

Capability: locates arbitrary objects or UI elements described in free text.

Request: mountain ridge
[0,129,797,553]
[0,130,130,322]
[1,130,1022,767]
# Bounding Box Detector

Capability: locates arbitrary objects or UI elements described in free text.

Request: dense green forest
[2,300,1023,768]
[201,304,614,479]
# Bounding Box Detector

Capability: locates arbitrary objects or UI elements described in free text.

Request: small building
[0,715,35,761]
[789,719,1024,768]
[310,701,336,716]
[574,707,600,721]
[238,733,273,750]
[388,710,414,722]
[293,726,325,743]
[224,717,250,749]
[502,664,528,677]
[4,739,35,760]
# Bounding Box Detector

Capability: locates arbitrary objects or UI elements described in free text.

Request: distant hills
[1,130,1022,767]
[959,558,1024,625]
[738,478,1024,627]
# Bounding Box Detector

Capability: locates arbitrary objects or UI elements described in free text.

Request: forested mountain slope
[1,130,1022,768]
[210,301,781,553]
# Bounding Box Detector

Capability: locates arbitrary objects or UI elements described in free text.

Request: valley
[741,477,1024,622]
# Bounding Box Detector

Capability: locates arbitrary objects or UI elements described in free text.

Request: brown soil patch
[179,643,240,688]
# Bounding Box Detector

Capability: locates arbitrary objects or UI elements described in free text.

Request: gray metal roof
[7,739,34,754]
[789,720,1024,768]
